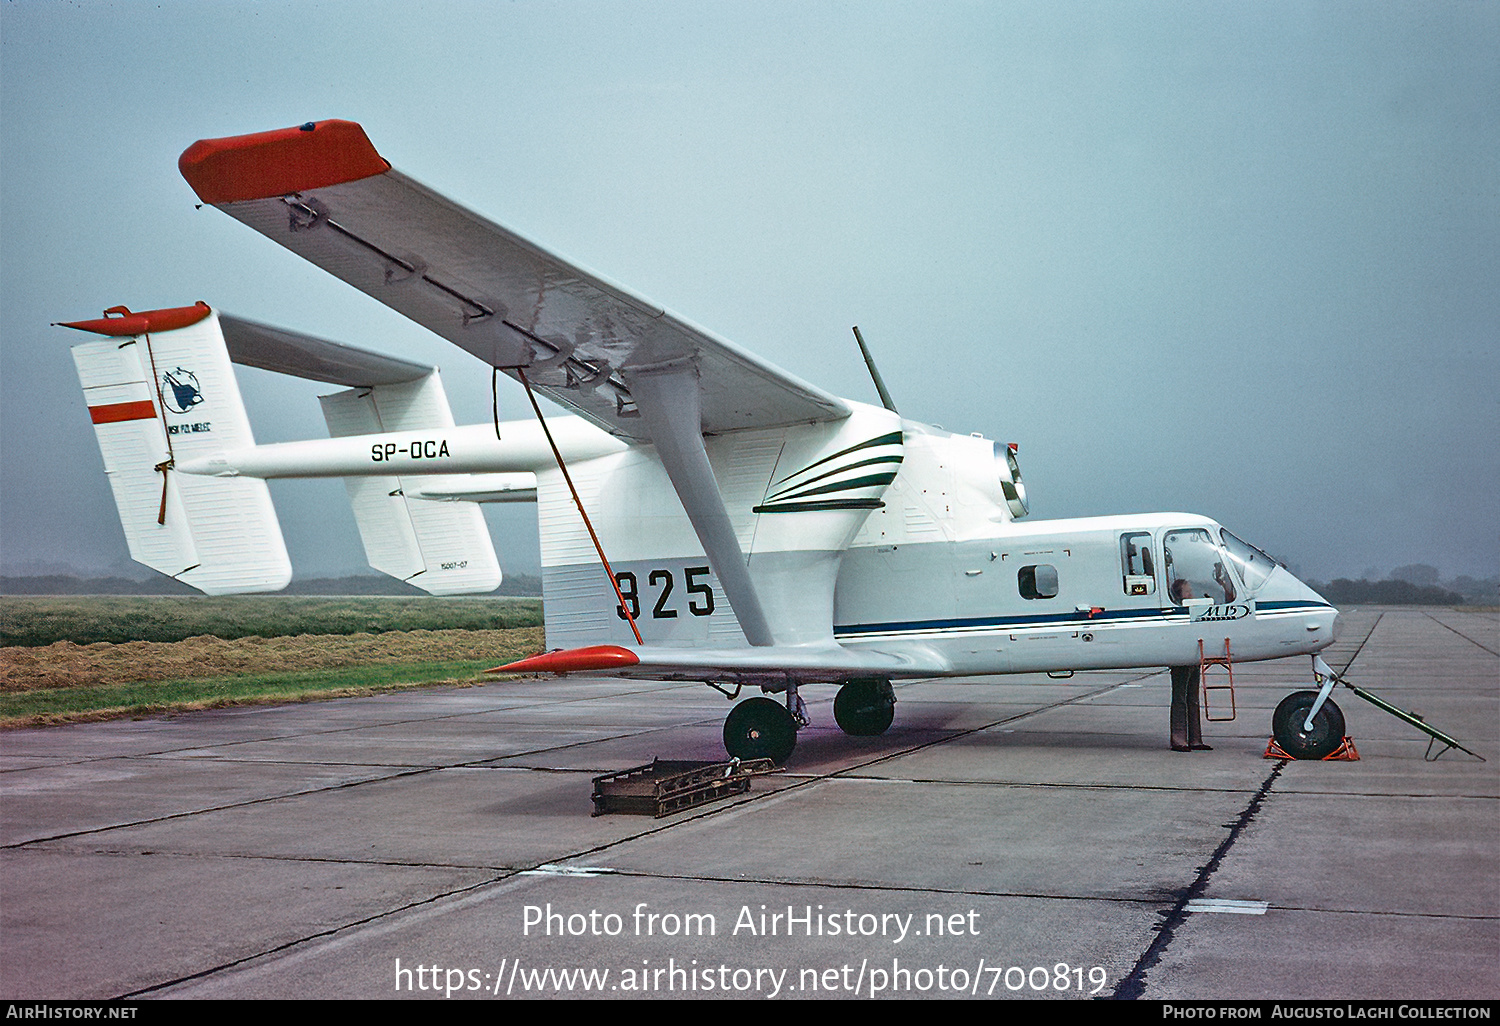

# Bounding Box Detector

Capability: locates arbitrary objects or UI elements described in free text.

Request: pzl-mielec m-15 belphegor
[62,119,1348,766]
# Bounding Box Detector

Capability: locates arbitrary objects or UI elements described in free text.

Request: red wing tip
[179,119,390,204]
[58,301,212,337]
[488,645,641,675]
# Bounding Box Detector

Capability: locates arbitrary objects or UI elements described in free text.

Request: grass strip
[1,595,544,647]
[0,659,534,728]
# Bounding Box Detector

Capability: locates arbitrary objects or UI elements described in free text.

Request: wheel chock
[1263,736,1360,761]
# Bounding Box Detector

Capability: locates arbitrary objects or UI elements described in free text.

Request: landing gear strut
[833,678,896,736]
[723,697,798,765]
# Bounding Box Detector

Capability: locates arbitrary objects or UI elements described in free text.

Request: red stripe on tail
[89,400,157,424]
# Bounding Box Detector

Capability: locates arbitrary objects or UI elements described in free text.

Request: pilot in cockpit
[1164,529,1236,606]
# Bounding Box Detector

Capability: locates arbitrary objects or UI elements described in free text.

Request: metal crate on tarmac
[591,758,778,817]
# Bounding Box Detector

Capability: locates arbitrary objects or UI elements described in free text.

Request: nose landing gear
[1270,654,1485,762]
[1271,690,1346,760]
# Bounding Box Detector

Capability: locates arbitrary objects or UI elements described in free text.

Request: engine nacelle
[889,425,1031,543]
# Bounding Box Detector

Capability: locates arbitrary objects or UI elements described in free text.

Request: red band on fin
[89,400,157,424]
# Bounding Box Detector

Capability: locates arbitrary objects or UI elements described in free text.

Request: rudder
[319,371,502,595]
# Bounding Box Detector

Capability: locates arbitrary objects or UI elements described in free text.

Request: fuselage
[834,512,1338,676]
[177,403,1337,679]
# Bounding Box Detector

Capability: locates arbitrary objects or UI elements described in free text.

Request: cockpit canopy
[1162,526,1280,604]
[1219,529,1279,592]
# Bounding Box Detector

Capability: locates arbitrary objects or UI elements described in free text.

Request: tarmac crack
[517,864,1235,908]
[3,719,720,849]
[1109,760,1286,1000]
[0,765,439,849]
[1421,611,1500,657]
[115,869,520,999]
[1110,609,1386,999]
[0,679,703,771]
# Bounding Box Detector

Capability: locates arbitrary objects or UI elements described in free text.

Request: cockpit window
[1220,530,1277,593]
[1163,528,1237,605]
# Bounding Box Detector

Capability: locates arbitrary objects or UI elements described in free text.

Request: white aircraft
[61,119,1343,766]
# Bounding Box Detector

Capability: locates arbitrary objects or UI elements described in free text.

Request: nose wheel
[1272,690,1346,760]
[723,697,798,765]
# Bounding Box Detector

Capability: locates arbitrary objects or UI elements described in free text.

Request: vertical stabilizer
[67,305,291,594]
[320,371,501,595]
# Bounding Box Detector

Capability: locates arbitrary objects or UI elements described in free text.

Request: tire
[723,697,797,765]
[1272,690,1346,760]
[833,678,895,736]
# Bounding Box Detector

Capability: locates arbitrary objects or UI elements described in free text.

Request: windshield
[1163,528,1237,605]
[1220,529,1278,593]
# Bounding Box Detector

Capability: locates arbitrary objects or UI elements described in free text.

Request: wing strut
[516,367,643,645]
[625,363,775,647]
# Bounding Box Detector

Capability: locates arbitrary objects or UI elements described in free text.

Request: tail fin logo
[161,368,205,414]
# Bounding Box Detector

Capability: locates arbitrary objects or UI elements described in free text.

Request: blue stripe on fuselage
[832,600,1333,638]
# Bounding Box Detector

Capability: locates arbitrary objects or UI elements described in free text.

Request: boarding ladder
[1199,638,1237,722]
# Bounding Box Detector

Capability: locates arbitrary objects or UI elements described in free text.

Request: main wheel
[723,697,797,764]
[833,678,895,736]
[1272,690,1346,759]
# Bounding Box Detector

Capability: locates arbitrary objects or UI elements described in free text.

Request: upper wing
[179,120,849,441]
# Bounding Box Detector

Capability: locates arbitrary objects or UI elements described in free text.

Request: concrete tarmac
[1,606,1495,1000]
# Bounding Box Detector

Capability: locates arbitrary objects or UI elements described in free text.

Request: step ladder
[1199,638,1237,722]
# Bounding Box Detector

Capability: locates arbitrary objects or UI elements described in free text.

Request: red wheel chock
[1263,737,1360,760]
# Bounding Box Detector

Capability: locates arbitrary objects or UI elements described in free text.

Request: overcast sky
[2,0,1496,584]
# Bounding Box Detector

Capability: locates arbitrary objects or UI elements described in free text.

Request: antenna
[852,325,899,414]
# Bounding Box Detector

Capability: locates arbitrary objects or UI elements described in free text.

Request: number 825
[615,566,715,620]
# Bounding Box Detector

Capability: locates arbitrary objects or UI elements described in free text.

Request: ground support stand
[591,758,779,817]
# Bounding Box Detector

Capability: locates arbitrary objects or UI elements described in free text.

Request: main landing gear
[833,678,896,736]
[722,698,799,765]
[720,678,897,765]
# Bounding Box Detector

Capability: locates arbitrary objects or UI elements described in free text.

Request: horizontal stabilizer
[219,314,432,386]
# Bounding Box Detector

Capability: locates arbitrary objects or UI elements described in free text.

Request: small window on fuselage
[1019,564,1059,600]
[1121,532,1156,596]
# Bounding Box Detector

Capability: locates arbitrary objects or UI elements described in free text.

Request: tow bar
[1308,655,1485,762]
